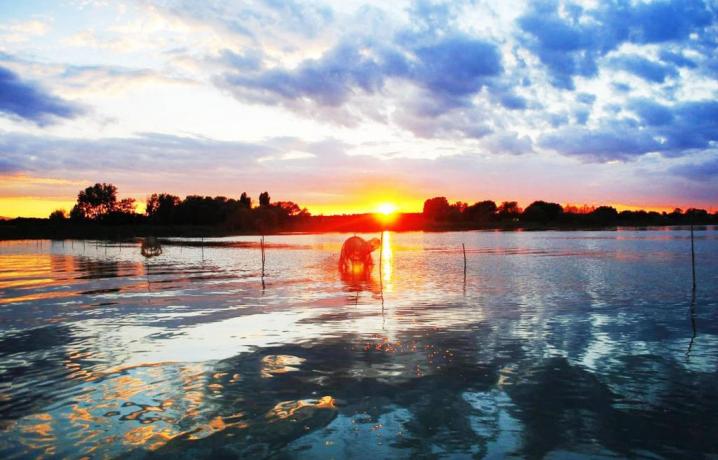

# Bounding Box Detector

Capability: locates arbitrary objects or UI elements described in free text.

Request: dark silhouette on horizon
[1,183,716,239]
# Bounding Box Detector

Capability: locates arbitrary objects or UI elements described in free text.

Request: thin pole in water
[686,289,697,359]
[462,243,467,295]
[379,232,383,281]
[686,221,698,359]
[690,222,696,292]
[462,243,467,275]
[260,235,266,289]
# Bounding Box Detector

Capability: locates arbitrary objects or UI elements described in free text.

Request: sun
[375,203,399,225]
[376,203,398,215]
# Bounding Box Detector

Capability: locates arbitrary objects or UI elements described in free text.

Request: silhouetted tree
[175,195,231,225]
[448,201,467,222]
[669,208,683,222]
[464,200,497,223]
[423,197,451,221]
[522,201,563,222]
[259,191,271,207]
[685,208,709,222]
[71,183,118,221]
[588,206,618,224]
[563,204,595,214]
[273,201,303,217]
[49,209,67,221]
[104,198,139,224]
[239,192,252,209]
[115,198,136,214]
[497,201,521,220]
[146,193,180,224]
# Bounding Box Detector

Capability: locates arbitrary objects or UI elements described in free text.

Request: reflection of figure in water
[140,237,162,292]
[338,236,380,273]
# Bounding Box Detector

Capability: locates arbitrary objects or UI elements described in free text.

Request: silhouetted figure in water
[140,237,163,258]
[338,236,381,301]
[338,236,380,273]
[140,237,162,293]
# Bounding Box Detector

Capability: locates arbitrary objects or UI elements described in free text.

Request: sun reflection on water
[381,230,393,287]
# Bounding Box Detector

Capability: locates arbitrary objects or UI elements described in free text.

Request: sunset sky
[1,0,717,217]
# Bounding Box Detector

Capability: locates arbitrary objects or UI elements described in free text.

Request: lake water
[1,229,717,459]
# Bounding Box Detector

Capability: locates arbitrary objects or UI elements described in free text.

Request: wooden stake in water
[462,243,468,274]
[260,235,266,289]
[690,223,696,292]
[686,289,697,359]
[379,232,384,281]
[462,243,467,295]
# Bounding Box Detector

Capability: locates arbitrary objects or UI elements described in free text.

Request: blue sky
[1,0,717,216]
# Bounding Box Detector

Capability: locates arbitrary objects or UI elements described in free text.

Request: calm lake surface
[1,229,717,459]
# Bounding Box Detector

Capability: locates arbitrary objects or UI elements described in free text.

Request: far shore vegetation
[1,183,716,240]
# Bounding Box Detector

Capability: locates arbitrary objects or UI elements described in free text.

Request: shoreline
[1,221,715,241]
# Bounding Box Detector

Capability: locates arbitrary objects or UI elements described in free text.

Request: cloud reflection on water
[0,230,716,458]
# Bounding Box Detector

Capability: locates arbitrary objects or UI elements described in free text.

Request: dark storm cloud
[0,66,82,124]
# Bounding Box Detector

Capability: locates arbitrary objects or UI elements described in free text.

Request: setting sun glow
[375,203,399,225]
[376,203,398,215]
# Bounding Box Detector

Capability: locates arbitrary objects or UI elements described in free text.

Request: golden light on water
[381,230,393,286]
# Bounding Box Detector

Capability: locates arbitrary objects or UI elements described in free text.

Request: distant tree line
[24,184,718,239]
[422,196,717,227]
[49,183,309,232]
